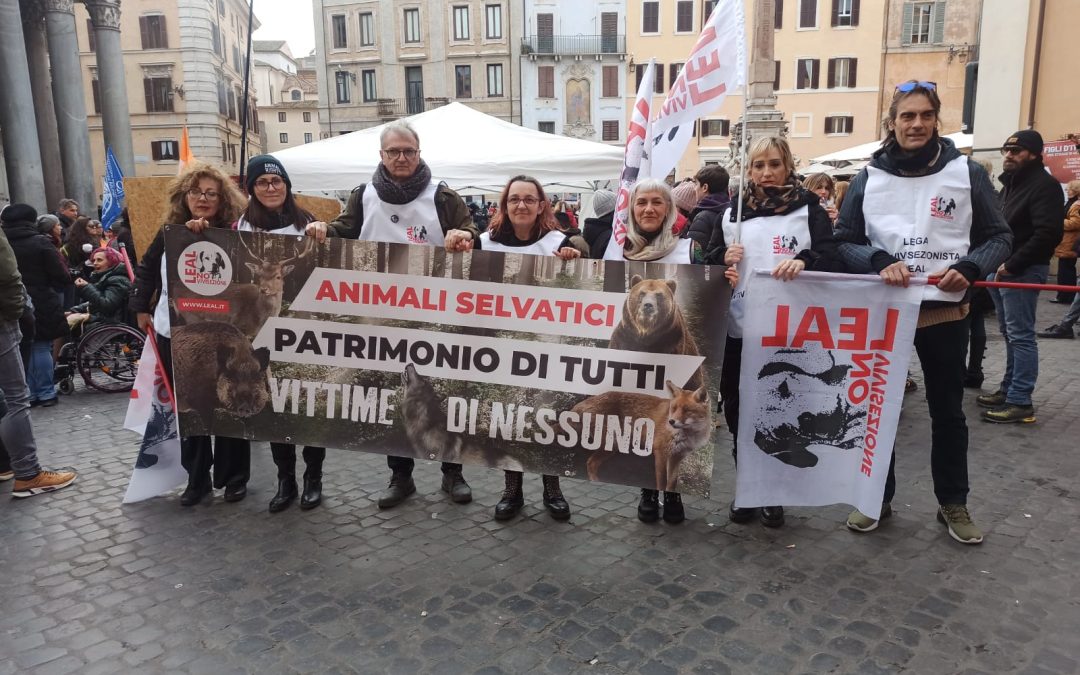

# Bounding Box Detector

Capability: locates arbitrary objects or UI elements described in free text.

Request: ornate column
[43,0,97,212]
[85,0,134,177]
[23,4,66,208]
[731,0,786,172]
[0,0,47,208]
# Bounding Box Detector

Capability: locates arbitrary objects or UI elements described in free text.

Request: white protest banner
[733,271,923,518]
[122,342,186,503]
[648,0,746,178]
[604,58,656,260]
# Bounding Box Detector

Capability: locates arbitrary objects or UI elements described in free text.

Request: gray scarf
[372,159,433,205]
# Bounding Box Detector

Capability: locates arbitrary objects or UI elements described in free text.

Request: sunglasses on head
[896,80,937,92]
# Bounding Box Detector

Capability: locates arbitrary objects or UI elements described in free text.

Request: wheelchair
[55,321,145,395]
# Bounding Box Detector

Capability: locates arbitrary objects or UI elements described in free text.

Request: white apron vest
[237,215,306,236]
[602,235,692,264]
[479,230,565,256]
[862,156,971,303]
[722,205,812,339]
[360,181,444,247]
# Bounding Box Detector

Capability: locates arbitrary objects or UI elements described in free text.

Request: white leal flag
[649,0,746,178]
[122,339,186,503]
[603,58,656,260]
[733,271,923,519]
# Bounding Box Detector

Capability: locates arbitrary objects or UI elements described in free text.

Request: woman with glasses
[61,217,104,282]
[479,175,581,522]
[129,162,252,507]
[236,155,329,513]
[707,135,844,529]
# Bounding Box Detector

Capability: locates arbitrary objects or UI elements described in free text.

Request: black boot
[269,478,297,513]
[300,473,322,510]
[180,475,211,507]
[377,472,416,509]
[494,471,524,521]
[637,489,660,523]
[662,491,685,524]
[963,369,984,388]
[542,475,571,521]
[729,501,757,524]
[760,505,785,527]
[440,469,472,504]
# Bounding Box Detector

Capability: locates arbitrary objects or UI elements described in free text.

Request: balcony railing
[521,34,626,56]
[375,97,450,118]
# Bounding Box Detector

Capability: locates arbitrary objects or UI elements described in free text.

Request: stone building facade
[253,41,321,153]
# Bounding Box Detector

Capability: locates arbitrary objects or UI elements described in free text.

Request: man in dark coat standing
[977,130,1064,423]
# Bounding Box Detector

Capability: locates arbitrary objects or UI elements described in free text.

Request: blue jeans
[1060,292,1080,329]
[25,339,56,402]
[989,265,1048,406]
[0,320,42,479]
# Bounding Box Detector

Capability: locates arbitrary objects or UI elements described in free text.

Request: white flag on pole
[122,340,186,503]
[733,271,923,519]
[603,58,656,260]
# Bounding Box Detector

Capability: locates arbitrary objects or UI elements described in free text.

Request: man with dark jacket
[54,199,78,241]
[0,206,77,497]
[835,82,1012,544]
[686,165,731,249]
[312,121,478,510]
[582,189,616,259]
[976,130,1064,423]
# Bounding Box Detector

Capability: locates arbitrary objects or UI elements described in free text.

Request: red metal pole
[120,244,176,406]
[928,276,1080,293]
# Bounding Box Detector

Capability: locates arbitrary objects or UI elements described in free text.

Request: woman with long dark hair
[61,217,103,281]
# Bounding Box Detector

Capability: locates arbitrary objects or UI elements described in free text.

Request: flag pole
[238,0,256,185]
[733,10,750,245]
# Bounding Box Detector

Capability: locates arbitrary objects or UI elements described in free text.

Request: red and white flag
[603,59,656,260]
[122,337,185,503]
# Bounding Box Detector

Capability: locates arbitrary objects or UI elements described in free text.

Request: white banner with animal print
[163,227,732,497]
[734,271,923,519]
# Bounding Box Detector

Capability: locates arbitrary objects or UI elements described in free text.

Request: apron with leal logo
[360,181,444,247]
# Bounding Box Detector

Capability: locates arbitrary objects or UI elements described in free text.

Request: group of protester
[4,80,1073,551]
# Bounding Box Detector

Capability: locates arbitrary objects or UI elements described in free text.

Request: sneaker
[846,503,893,532]
[0,470,14,481]
[976,390,1006,408]
[12,469,77,498]
[982,404,1036,424]
[937,504,984,544]
[1037,324,1074,339]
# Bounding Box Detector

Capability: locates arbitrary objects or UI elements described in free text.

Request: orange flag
[178,127,194,174]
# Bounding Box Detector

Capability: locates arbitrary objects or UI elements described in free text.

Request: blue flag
[101,146,125,231]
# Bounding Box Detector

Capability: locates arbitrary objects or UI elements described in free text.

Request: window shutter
[139,16,148,49]
[775,0,783,29]
[849,58,858,87]
[901,2,913,45]
[831,0,839,27]
[825,116,831,134]
[800,0,817,28]
[774,60,781,90]
[931,1,946,43]
[669,63,679,85]
[827,58,836,88]
[811,59,820,88]
[654,63,665,94]
[846,116,854,133]
[851,0,860,26]
[636,64,646,91]
[143,78,153,111]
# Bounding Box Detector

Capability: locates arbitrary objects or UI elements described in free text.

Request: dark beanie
[1,203,38,224]
[245,154,291,195]
[1002,129,1044,156]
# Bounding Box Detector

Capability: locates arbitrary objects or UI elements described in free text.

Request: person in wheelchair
[65,247,130,334]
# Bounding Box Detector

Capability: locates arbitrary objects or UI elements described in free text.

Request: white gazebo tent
[273,103,623,197]
[811,132,974,164]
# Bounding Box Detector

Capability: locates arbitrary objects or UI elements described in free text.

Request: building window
[635,63,664,93]
[702,119,730,137]
[212,23,221,55]
[151,140,178,160]
[361,69,377,102]
[91,79,101,113]
[799,0,818,28]
[331,15,347,49]
[279,132,288,143]
[704,0,718,24]
[291,90,302,101]
[825,115,854,134]
[774,60,781,89]
[539,121,555,134]
[232,45,241,73]
[359,12,375,47]
[669,62,684,86]
[486,63,504,97]
[602,120,620,141]
[227,89,236,120]
[278,111,287,123]
[538,66,554,98]
[602,65,619,97]
[675,1,694,32]
[453,6,470,40]
[404,8,421,43]
[904,1,943,45]
[774,0,783,28]
[303,111,312,123]
[796,58,819,89]
[221,141,228,162]
[828,57,857,88]
[139,15,168,49]
[642,1,660,33]
[485,4,502,39]
[143,77,173,112]
[217,79,227,115]
[455,65,472,97]
[832,0,860,27]
[304,132,313,143]
[335,71,350,103]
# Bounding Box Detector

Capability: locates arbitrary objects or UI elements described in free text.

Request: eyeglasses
[254,177,285,191]
[895,80,937,92]
[1000,147,1026,156]
[507,197,540,207]
[187,188,221,200]
[381,148,418,160]
[88,222,102,229]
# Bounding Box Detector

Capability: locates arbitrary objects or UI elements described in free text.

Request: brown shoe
[12,469,77,498]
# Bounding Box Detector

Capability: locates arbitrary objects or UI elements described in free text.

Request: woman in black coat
[68,247,131,329]
[1,204,71,406]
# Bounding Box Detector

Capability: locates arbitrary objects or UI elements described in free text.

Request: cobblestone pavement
[2,304,1079,675]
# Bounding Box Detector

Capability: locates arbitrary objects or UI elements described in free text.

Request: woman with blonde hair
[129,162,250,506]
[803,172,838,223]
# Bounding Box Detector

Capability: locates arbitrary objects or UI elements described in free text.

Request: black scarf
[738,176,808,218]
[372,159,433,205]
[883,134,943,176]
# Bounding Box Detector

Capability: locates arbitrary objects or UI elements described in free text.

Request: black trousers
[1056,257,1077,304]
[719,336,743,464]
[387,455,462,476]
[156,334,251,490]
[270,443,325,479]
[883,316,970,505]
